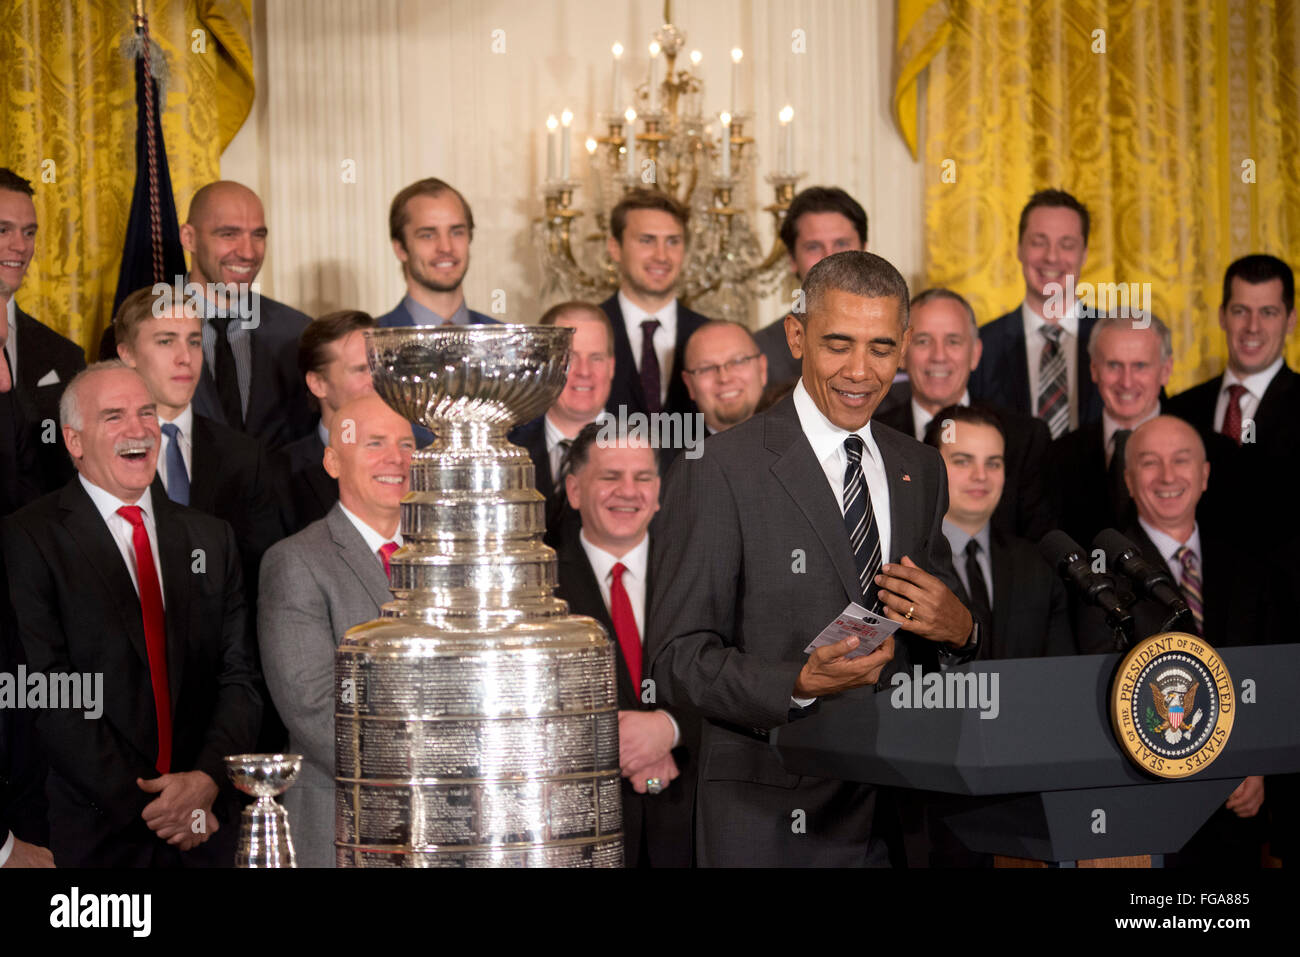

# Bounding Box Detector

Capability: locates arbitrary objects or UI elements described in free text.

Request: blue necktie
[160,422,190,505]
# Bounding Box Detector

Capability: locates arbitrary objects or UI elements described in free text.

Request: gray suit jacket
[647,393,968,866]
[257,504,391,867]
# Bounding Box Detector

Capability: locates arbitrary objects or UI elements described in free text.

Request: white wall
[221,0,924,326]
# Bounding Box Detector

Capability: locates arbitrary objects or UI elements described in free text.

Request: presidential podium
[769,645,1300,863]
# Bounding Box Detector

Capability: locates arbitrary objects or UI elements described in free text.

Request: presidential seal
[1109,631,1235,779]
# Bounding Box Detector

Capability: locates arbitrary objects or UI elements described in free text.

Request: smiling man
[553,423,695,867]
[601,189,711,419]
[681,320,767,435]
[0,168,88,499]
[648,250,977,867]
[3,361,261,866]
[1167,254,1300,542]
[969,189,1102,435]
[1047,315,1176,546]
[877,288,1053,540]
[753,186,869,390]
[1070,414,1266,867]
[258,393,414,867]
[377,177,498,329]
[157,181,315,451]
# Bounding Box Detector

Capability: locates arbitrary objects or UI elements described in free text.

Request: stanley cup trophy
[334,325,623,866]
[226,753,303,867]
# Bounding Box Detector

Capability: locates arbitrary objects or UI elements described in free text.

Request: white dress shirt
[618,291,677,406]
[4,294,15,379]
[941,520,993,609]
[543,413,570,485]
[80,476,165,606]
[1138,517,1202,584]
[0,829,12,867]
[911,389,972,442]
[1022,300,1081,431]
[1213,356,1283,433]
[337,501,403,559]
[578,529,680,745]
[156,404,195,493]
[1102,404,1161,467]
[792,380,893,564]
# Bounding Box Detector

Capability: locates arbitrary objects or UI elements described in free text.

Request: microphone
[1093,529,1195,633]
[1039,530,1135,643]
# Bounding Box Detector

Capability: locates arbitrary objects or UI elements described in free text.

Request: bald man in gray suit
[258,395,415,866]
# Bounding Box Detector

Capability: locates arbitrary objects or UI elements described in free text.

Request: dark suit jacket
[277,428,338,535]
[969,306,1102,428]
[375,300,498,328]
[984,527,1075,658]
[190,295,314,452]
[13,306,86,495]
[1074,521,1262,654]
[0,594,48,850]
[754,316,801,389]
[647,395,972,866]
[876,385,1054,542]
[554,529,695,867]
[600,294,709,418]
[1166,364,1300,543]
[3,480,262,867]
[156,413,287,590]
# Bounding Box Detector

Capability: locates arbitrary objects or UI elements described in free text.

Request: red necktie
[379,542,399,578]
[116,505,172,774]
[1221,384,1247,445]
[609,562,643,692]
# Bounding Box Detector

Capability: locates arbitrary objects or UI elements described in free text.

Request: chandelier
[533,1,806,321]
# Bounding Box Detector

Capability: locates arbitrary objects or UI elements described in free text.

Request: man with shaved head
[100,181,315,451]
[258,393,415,866]
[3,361,261,866]
[681,320,767,435]
[1073,414,1266,867]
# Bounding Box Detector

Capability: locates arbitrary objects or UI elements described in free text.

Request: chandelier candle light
[534,0,806,321]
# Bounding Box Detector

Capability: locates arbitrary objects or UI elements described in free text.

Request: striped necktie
[1036,323,1069,438]
[842,435,883,611]
[1175,545,1204,635]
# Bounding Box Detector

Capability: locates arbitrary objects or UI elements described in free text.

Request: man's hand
[793,634,895,699]
[629,752,679,794]
[2,838,54,868]
[1225,775,1264,818]
[876,556,973,647]
[138,771,220,849]
[618,710,675,775]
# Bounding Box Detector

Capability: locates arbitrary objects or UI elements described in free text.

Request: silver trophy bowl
[335,325,623,867]
[226,753,302,868]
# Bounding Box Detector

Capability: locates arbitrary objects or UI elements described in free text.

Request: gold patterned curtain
[0,0,254,356]
[895,0,1300,392]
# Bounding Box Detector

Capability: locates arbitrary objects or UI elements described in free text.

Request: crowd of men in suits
[0,162,1294,869]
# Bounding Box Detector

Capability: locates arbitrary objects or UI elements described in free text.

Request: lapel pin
[902,473,911,482]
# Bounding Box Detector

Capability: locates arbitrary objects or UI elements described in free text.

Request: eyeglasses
[684,353,761,380]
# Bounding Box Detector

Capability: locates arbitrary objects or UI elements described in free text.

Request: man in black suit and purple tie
[969,189,1102,436]
[648,251,978,867]
[600,189,710,420]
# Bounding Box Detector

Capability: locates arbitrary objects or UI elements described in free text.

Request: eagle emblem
[1147,675,1202,744]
